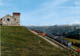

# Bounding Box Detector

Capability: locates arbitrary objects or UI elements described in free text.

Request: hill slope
[1,26,71,56]
[65,29,80,40]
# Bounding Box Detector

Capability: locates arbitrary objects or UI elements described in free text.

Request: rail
[30,29,79,56]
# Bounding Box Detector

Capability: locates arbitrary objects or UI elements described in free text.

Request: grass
[72,45,79,49]
[63,37,80,44]
[1,26,75,56]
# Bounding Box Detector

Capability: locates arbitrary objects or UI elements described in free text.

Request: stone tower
[0,13,20,26]
[13,13,20,25]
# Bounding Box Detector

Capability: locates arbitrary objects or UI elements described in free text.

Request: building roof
[1,14,14,19]
[13,13,20,15]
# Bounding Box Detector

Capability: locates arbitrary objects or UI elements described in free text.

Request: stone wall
[1,13,20,26]
[2,15,15,25]
[13,15,20,25]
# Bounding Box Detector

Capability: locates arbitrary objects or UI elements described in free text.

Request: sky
[0,0,80,26]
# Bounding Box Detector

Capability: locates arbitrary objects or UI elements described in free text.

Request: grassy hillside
[65,29,80,40]
[1,26,72,56]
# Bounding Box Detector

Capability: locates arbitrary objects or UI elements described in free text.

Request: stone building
[0,13,20,26]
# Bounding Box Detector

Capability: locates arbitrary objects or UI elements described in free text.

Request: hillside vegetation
[65,29,80,40]
[1,26,72,56]
[27,25,80,36]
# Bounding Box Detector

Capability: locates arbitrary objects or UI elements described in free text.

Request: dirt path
[29,29,78,56]
[29,30,64,49]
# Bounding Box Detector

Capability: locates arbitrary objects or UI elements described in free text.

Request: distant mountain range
[26,24,80,40]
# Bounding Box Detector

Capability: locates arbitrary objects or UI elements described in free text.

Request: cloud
[70,21,80,25]
[42,0,69,7]
[0,0,3,6]
[0,0,10,6]
[74,0,80,7]
[75,0,80,5]
[25,0,70,17]
[20,0,80,25]
[0,0,16,6]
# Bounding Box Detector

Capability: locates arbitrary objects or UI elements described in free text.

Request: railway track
[45,36,67,49]
[70,47,77,52]
[45,35,77,52]
[41,33,78,56]
[29,29,78,55]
